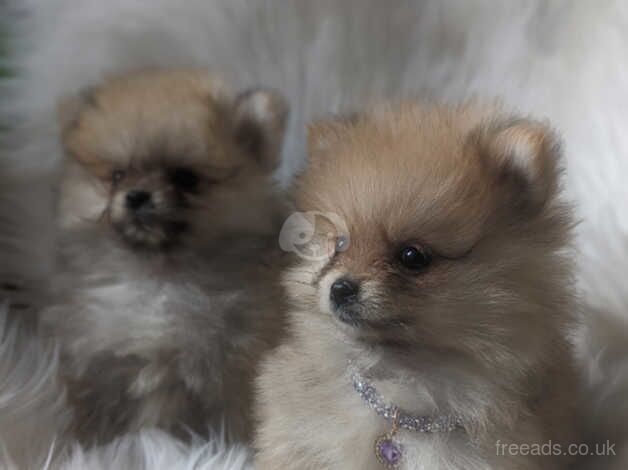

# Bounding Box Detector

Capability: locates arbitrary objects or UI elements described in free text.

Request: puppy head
[58,69,287,249]
[287,102,574,366]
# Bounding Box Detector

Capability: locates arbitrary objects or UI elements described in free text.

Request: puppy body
[41,70,287,444]
[256,102,579,469]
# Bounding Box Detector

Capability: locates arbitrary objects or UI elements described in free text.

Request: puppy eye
[398,246,432,272]
[169,167,199,192]
[111,169,125,184]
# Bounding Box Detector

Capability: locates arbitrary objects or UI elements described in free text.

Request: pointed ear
[233,88,288,172]
[57,88,96,138]
[475,118,563,212]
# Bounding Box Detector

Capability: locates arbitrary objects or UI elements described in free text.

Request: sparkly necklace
[351,370,464,469]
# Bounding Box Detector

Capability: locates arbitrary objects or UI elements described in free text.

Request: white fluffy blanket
[1,0,628,468]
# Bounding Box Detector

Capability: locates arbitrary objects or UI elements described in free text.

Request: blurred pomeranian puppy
[40,69,287,445]
[256,102,579,469]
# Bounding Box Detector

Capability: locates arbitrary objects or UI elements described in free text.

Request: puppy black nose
[125,190,152,210]
[330,278,359,307]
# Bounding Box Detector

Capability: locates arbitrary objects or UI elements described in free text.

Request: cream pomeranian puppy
[40,69,287,445]
[255,102,579,470]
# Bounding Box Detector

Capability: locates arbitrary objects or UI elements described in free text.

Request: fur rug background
[1,0,628,468]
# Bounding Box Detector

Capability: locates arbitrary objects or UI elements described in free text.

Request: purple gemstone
[377,438,402,466]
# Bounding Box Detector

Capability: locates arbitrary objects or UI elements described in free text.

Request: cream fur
[1,0,627,468]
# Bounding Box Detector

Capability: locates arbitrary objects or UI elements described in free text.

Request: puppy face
[58,70,287,249]
[287,102,573,364]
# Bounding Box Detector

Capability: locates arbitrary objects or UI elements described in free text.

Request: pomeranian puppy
[40,69,287,445]
[255,101,579,469]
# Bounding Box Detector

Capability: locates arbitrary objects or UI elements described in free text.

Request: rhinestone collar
[351,370,463,433]
[351,369,464,469]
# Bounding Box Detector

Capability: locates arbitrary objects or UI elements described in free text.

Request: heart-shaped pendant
[374,434,403,468]
[374,408,403,469]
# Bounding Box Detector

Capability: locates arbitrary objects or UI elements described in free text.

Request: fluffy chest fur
[256,314,577,470]
[41,230,284,444]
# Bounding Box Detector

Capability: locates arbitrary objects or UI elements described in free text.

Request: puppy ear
[233,88,288,171]
[475,118,562,212]
[57,88,96,137]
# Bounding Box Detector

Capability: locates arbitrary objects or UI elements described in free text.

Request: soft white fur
[1,0,627,468]
[52,432,252,470]
[0,306,68,469]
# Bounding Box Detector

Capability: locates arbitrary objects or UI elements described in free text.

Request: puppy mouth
[331,302,410,338]
[332,304,366,327]
[114,214,188,248]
